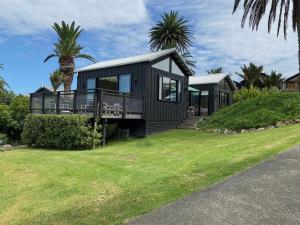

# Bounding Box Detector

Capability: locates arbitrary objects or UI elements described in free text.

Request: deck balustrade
[30,89,145,119]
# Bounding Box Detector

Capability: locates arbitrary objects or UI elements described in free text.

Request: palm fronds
[207,67,224,74]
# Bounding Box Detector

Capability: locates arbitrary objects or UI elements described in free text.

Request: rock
[224,129,229,135]
[1,144,13,151]
[294,119,300,123]
[257,128,265,131]
[241,129,247,133]
[276,122,285,128]
[267,125,275,129]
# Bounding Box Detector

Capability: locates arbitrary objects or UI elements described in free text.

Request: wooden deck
[30,89,145,119]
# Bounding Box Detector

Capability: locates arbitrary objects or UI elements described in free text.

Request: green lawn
[1,125,300,225]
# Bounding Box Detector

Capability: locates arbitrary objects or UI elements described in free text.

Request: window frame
[118,74,132,93]
[158,75,180,103]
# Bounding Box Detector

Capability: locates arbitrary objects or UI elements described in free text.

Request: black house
[30,49,193,137]
[189,74,236,116]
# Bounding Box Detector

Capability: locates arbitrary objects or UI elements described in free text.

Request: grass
[1,125,300,225]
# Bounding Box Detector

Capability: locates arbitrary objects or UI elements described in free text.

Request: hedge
[22,114,101,150]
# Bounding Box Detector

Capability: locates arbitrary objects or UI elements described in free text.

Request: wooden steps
[177,116,203,129]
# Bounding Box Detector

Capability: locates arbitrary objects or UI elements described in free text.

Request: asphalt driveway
[126,146,300,225]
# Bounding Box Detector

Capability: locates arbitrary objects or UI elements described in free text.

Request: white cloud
[0,0,148,35]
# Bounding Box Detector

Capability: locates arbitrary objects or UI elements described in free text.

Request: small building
[189,74,237,116]
[282,73,300,91]
[30,49,193,137]
[33,86,53,94]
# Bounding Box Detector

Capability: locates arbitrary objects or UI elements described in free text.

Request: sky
[0,0,298,94]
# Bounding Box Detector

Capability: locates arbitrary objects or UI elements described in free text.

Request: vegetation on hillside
[199,91,300,130]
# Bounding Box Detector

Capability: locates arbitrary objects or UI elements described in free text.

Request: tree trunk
[59,57,74,91]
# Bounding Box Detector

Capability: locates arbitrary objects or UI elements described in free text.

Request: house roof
[189,73,237,90]
[76,48,194,76]
[33,86,53,93]
[284,73,299,82]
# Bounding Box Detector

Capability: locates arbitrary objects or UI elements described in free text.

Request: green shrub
[234,87,280,103]
[200,92,300,131]
[22,114,102,150]
[0,133,8,145]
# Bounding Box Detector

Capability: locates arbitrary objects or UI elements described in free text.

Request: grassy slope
[1,125,300,225]
[199,92,300,130]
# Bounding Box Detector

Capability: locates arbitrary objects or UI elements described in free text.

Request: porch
[30,89,145,119]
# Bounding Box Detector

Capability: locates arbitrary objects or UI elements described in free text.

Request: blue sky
[0,0,298,94]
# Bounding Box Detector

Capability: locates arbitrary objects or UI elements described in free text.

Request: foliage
[44,21,95,91]
[49,69,63,91]
[0,133,8,145]
[207,67,223,74]
[237,63,263,88]
[22,114,101,149]
[200,91,300,130]
[263,70,283,89]
[233,87,280,102]
[0,96,30,142]
[2,126,300,224]
[149,10,193,53]
[233,0,299,39]
[148,11,195,72]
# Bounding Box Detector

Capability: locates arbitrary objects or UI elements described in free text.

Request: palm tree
[207,67,224,74]
[181,52,196,73]
[233,0,300,90]
[263,70,283,89]
[44,21,95,91]
[149,11,195,72]
[50,69,63,92]
[0,64,3,70]
[237,63,264,88]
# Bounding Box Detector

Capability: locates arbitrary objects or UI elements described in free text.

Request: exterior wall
[189,83,216,116]
[77,62,148,96]
[77,57,190,136]
[189,78,234,116]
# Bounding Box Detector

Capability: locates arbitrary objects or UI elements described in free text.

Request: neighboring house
[33,86,53,94]
[30,49,193,137]
[189,74,237,116]
[282,73,299,91]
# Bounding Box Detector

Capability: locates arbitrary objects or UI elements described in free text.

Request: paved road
[126,146,300,225]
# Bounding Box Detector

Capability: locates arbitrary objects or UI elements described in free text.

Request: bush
[234,87,280,103]
[0,133,8,145]
[22,114,102,150]
[199,91,300,131]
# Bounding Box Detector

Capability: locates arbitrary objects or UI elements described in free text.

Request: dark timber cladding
[189,74,236,116]
[76,49,192,136]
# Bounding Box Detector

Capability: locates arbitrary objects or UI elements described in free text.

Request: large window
[219,92,229,108]
[119,74,131,93]
[87,78,96,100]
[99,76,118,91]
[158,76,179,102]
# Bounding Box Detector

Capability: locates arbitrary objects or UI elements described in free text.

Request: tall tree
[207,67,224,74]
[44,21,95,91]
[50,69,63,92]
[237,63,264,88]
[233,0,300,90]
[263,70,283,89]
[148,10,195,72]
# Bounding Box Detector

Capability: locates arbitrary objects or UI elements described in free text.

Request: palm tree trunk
[59,57,74,91]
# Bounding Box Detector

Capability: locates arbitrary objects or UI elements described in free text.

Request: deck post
[73,90,77,113]
[41,93,45,114]
[56,92,60,114]
[99,89,103,117]
[102,118,107,147]
[123,94,127,119]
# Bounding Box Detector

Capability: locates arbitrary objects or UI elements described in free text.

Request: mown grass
[1,125,300,225]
